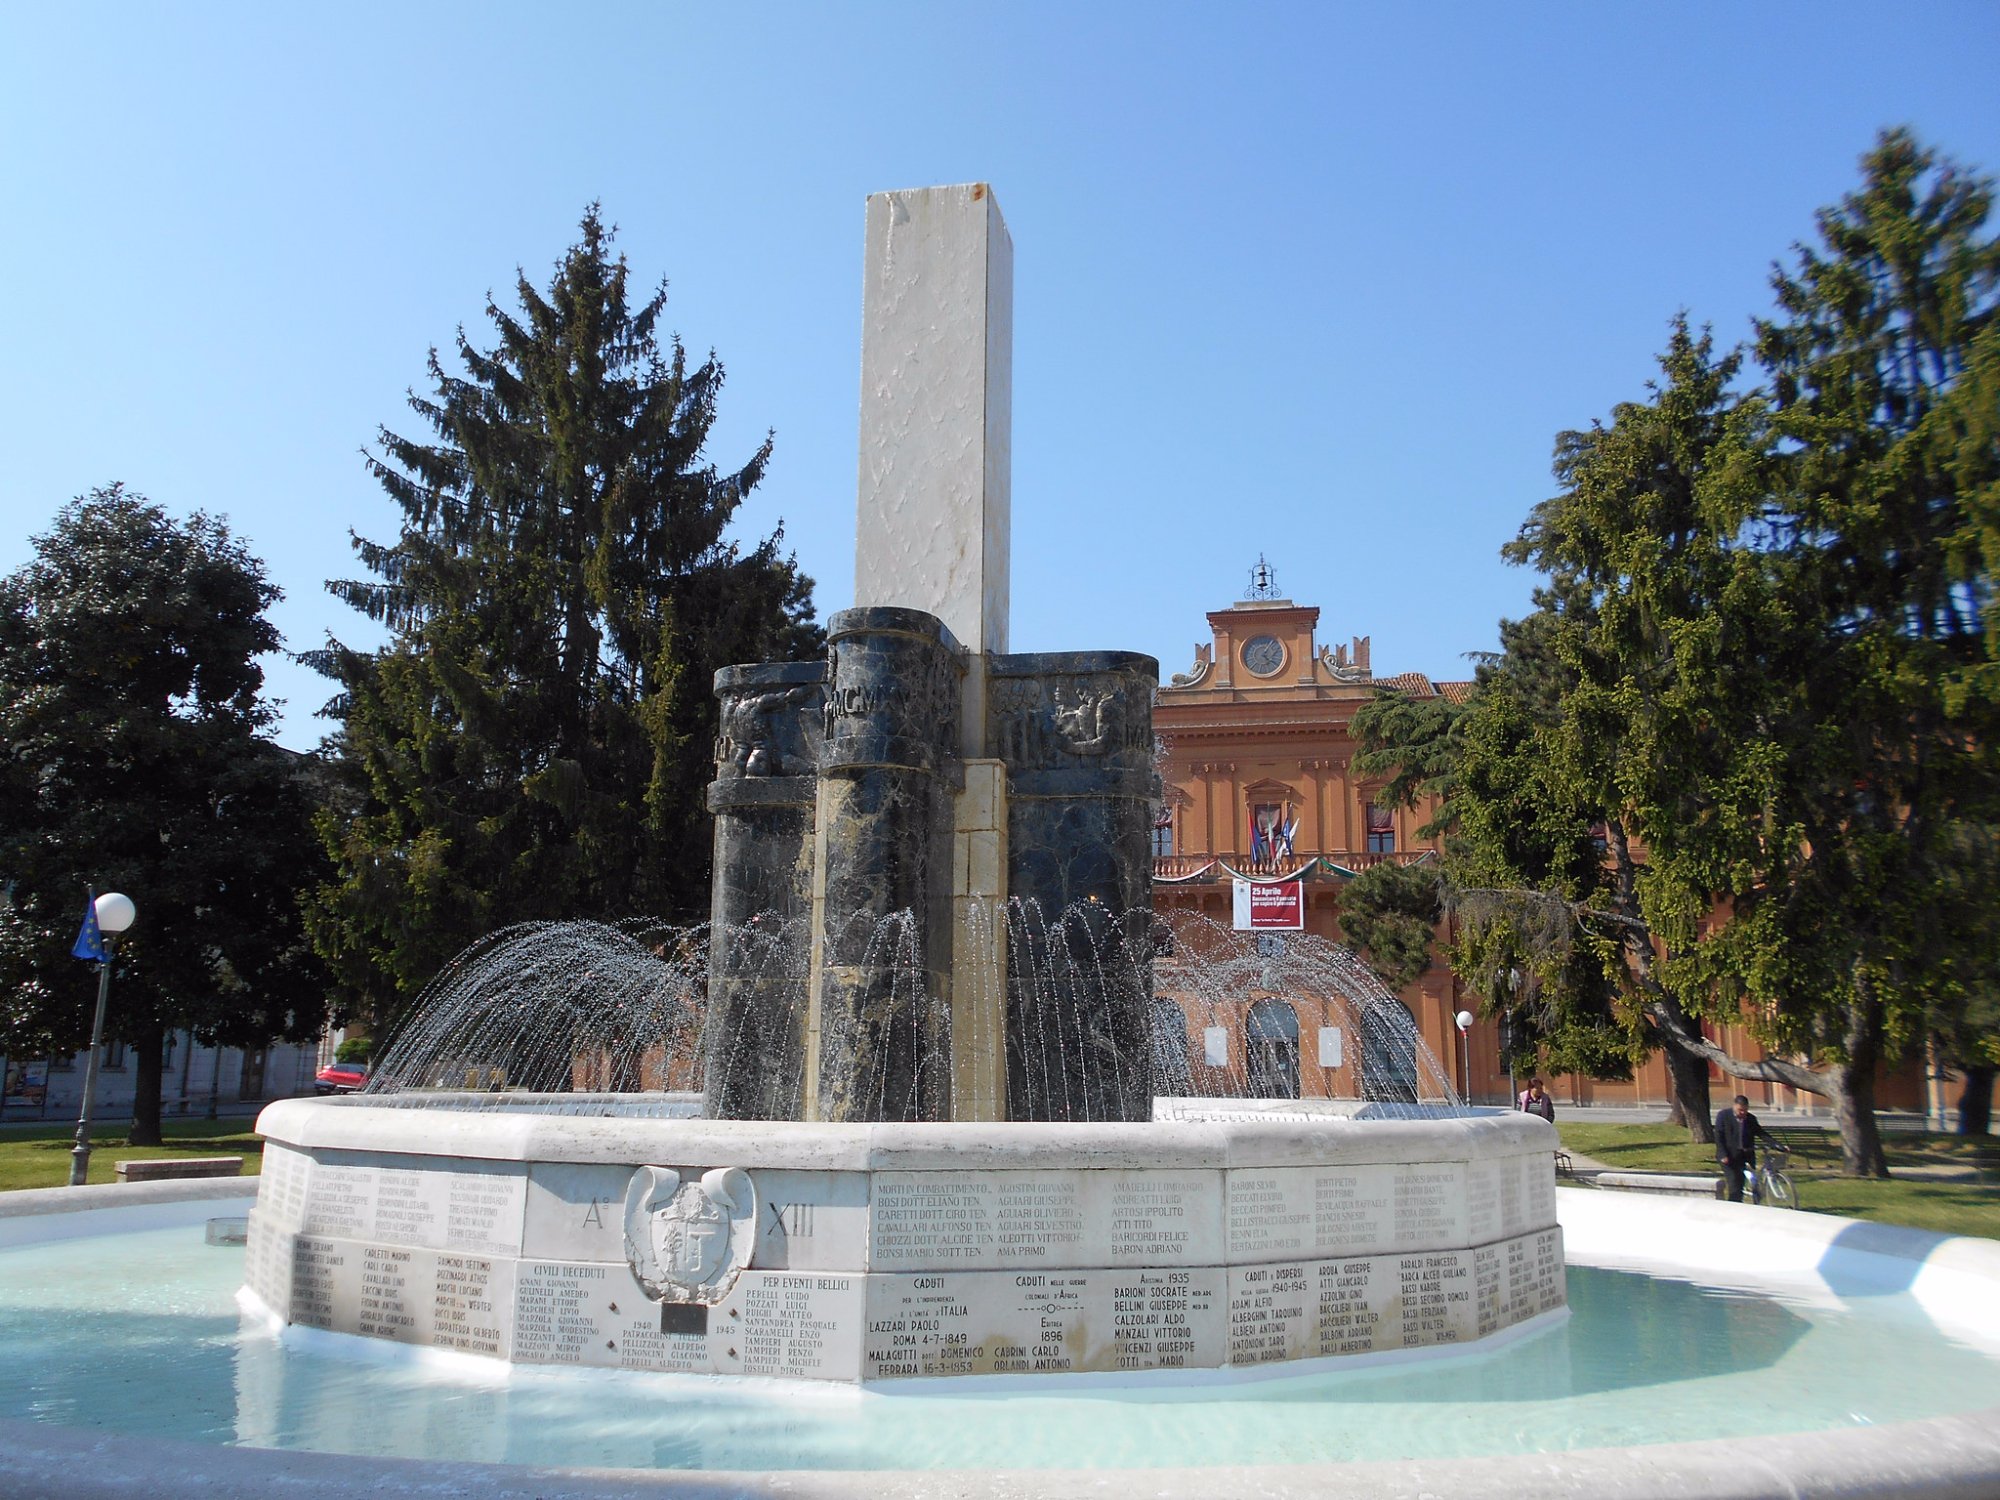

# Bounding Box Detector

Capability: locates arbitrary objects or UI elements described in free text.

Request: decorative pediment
[1242,777,1301,802]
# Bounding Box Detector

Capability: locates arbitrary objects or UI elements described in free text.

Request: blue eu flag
[71,893,107,963]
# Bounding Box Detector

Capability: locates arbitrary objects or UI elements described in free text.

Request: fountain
[238,182,1562,1383]
[2,187,1997,1497]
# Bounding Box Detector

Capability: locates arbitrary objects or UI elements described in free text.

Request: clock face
[1243,635,1286,677]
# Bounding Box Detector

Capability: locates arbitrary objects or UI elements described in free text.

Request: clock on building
[1243,634,1285,677]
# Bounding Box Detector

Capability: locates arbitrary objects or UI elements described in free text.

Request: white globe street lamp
[1455,1009,1475,1107]
[68,891,136,1187]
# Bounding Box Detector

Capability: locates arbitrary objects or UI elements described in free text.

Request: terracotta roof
[1382,671,1437,696]
[1437,680,1475,704]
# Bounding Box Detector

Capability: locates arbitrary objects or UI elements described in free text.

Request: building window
[1152,814,1174,858]
[1250,803,1295,863]
[1246,999,1300,1099]
[1365,802,1395,854]
[102,1038,126,1070]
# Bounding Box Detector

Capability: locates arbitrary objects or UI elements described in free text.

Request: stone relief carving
[717,685,825,777]
[623,1165,757,1304]
[1167,643,1212,689]
[988,671,1153,771]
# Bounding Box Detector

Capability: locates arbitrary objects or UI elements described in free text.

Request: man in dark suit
[1714,1094,1779,1202]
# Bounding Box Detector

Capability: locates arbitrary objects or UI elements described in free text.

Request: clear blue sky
[3,4,1996,749]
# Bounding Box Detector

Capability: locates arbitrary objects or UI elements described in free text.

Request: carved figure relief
[717,685,825,777]
[988,670,1154,772]
[623,1165,757,1304]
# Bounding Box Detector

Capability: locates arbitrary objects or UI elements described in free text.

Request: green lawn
[0,1119,265,1192]
[1557,1121,2000,1240]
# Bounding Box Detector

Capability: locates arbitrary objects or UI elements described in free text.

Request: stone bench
[114,1156,244,1183]
[1594,1170,1720,1197]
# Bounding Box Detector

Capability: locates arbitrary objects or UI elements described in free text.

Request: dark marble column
[986,651,1158,1122]
[703,662,826,1120]
[809,608,962,1123]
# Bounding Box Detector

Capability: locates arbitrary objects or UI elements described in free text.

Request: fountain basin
[245,1096,1563,1380]
[2,1183,1999,1498]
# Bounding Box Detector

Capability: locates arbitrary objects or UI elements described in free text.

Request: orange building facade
[1149,578,1925,1116]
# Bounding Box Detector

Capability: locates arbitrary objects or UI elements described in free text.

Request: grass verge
[0,1119,264,1191]
[1557,1121,2000,1240]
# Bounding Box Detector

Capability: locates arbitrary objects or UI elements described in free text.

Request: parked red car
[313,1061,368,1095]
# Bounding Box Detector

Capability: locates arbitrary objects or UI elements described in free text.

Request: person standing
[1516,1077,1554,1122]
[1714,1094,1779,1202]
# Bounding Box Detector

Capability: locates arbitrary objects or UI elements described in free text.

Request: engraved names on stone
[298,1155,526,1255]
[432,1254,508,1356]
[357,1244,422,1341]
[736,1273,862,1379]
[288,1235,349,1331]
[1228,1162,1469,1261]
[513,1262,619,1366]
[259,1144,310,1230]
[869,1170,1220,1271]
[861,1267,1223,1378]
[1391,1163,1465,1251]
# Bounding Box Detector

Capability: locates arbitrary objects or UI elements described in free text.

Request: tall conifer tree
[309,209,818,1022]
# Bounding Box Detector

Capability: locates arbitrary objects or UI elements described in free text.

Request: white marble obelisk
[854,182,1012,753]
[852,182,1014,1120]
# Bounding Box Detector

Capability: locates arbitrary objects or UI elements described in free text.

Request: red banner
[1232,877,1304,930]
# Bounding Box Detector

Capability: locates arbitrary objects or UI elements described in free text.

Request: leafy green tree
[310,208,819,1027]
[1337,859,1441,996]
[1364,132,2000,1172]
[0,487,330,1143]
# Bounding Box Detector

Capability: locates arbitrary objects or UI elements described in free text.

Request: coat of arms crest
[622,1165,757,1304]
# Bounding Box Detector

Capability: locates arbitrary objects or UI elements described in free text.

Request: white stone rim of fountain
[1,1181,1997,1500]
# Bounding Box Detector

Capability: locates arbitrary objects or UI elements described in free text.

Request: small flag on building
[71,891,107,963]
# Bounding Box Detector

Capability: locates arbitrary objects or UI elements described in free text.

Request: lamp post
[1454,1009,1474,1107]
[68,891,136,1187]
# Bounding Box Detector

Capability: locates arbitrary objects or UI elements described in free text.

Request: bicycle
[1750,1144,1798,1208]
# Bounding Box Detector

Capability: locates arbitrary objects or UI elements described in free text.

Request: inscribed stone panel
[1464,1157,1501,1245]
[1098,1169,1223,1266]
[1226,1164,1408,1261]
[257,1144,311,1231]
[511,1259,647,1370]
[286,1233,358,1332]
[1389,1161,1468,1250]
[745,1169,871,1273]
[521,1162,635,1263]
[869,1172,999,1268]
[728,1270,865,1380]
[431,1252,516,1358]
[1392,1247,1476,1348]
[861,1266,1223,1379]
[243,1211,293,1313]
[1226,1259,1315,1364]
[1306,1253,1406,1357]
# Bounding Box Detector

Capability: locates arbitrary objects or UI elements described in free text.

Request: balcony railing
[1153,849,1435,882]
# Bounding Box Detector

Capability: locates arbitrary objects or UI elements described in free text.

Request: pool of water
[2,1219,1997,1471]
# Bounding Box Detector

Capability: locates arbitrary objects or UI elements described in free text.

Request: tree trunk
[1957,1064,1995,1137]
[1664,1044,1714,1144]
[128,1021,166,1147]
[1834,1058,1889,1176]
[1836,974,1890,1177]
